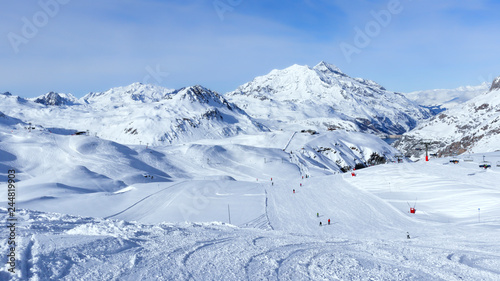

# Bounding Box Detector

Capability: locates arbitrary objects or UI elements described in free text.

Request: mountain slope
[490,76,500,91]
[82,82,174,104]
[0,84,268,145]
[226,61,430,135]
[31,91,79,106]
[395,77,500,157]
[2,150,500,280]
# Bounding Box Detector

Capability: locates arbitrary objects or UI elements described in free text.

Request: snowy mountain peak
[226,62,429,135]
[32,91,78,106]
[313,61,344,75]
[169,85,235,110]
[82,83,174,104]
[490,76,500,92]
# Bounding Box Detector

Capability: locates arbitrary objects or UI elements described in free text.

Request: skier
[328,219,330,225]
[317,212,319,217]
[300,183,302,187]
[272,182,274,186]
[319,222,322,226]
[407,232,410,239]
[293,189,295,194]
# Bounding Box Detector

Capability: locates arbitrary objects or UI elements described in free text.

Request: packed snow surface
[1,124,500,280]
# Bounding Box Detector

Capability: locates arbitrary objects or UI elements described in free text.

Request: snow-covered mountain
[226,61,430,135]
[404,82,490,114]
[395,76,500,157]
[2,69,500,280]
[31,91,79,106]
[0,83,268,145]
[490,76,500,91]
[82,82,174,105]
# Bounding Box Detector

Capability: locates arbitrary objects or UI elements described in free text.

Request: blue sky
[1,0,499,98]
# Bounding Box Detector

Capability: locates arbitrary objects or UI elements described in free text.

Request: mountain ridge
[0,84,268,145]
[395,78,500,157]
[226,61,430,135]
[403,82,490,114]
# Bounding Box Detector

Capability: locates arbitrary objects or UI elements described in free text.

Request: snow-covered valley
[1,121,500,280]
[1,62,499,280]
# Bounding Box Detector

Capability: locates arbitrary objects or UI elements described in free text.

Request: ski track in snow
[104,181,186,220]
[2,200,500,280]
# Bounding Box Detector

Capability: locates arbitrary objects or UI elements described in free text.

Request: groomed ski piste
[1,127,500,280]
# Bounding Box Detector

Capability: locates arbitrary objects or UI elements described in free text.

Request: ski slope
[1,126,500,280]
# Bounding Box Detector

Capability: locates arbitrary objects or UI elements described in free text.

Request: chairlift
[479,155,491,169]
[407,200,417,214]
[479,161,491,169]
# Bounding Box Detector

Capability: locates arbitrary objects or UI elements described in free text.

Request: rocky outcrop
[490,76,500,92]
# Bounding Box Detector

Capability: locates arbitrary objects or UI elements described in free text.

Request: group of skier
[318,212,331,226]
[272,175,332,227]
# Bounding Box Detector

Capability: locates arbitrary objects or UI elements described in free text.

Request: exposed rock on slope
[395,76,500,158]
[226,61,430,135]
[32,92,79,106]
[0,84,268,145]
[490,76,500,92]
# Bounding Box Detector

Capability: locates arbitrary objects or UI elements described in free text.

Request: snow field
[1,125,500,280]
[350,155,500,226]
[2,207,499,280]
